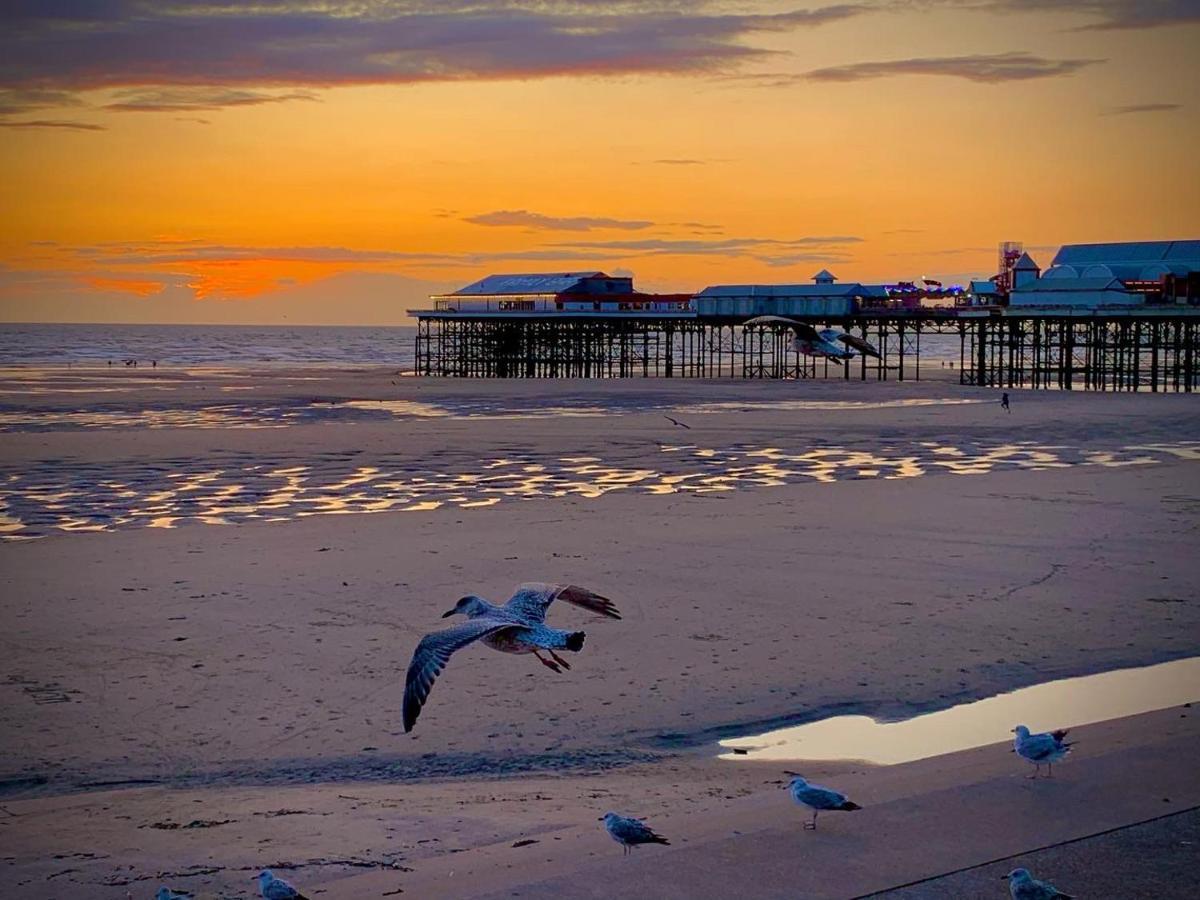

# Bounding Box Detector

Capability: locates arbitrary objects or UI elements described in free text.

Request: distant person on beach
[1001,392,1010,412]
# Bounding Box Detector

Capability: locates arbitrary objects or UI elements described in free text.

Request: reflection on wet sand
[0,396,984,432]
[0,440,1196,541]
[718,656,1200,765]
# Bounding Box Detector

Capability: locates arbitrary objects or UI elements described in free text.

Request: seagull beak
[441,609,455,618]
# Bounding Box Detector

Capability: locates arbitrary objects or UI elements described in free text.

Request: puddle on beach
[718,656,1200,765]
[0,439,1196,541]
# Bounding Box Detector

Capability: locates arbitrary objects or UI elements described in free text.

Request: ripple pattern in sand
[1,440,1196,541]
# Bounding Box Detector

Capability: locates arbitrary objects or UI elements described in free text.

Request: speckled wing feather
[743,316,822,342]
[608,814,670,846]
[1012,879,1073,900]
[262,876,310,899]
[1017,731,1069,762]
[506,582,621,623]
[402,620,515,732]
[836,332,881,358]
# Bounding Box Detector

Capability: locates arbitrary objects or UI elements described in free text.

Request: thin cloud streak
[804,52,1103,83]
[0,119,105,131]
[1101,102,1181,115]
[464,210,654,232]
[103,88,318,112]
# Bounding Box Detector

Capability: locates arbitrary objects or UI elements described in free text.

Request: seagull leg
[1046,763,1053,778]
[548,649,572,670]
[1028,764,1041,779]
[533,650,562,673]
[804,811,818,830]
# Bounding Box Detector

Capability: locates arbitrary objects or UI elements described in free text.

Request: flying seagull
[402,583,621,732]
[663,415,691,429]
[601,812,670,855]
[1012,725,1073,778]
[785,774,862,829]
[1004,867,1074,899]
[744,316,880,363]
[256,870,309,900]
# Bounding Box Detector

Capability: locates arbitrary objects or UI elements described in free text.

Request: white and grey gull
[785,774,862,830]
[1003,867,1074,899]
[1012,725,1073,778]
[601,811,670,855]
[256,869,309,900]
[402,582,621,732]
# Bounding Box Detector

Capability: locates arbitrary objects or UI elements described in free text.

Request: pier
[413,312,1199,391]
[410,244,1200,392]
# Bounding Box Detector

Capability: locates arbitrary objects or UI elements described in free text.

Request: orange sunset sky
[2,1,1198,325]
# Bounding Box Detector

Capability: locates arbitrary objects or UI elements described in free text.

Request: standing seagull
[1012,725,1073,778]
[1003,868,1074,899]
[786,774,862,830]
[601,812,670,855]
[256,870,309,899]
[402,583,621,732]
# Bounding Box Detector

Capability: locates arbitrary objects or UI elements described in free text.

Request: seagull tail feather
[839,801,862,811]
[566,631,586,652]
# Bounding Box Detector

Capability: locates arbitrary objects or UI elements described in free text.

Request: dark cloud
[0,1,872,92]
[978,1,1200,31]
[104,88,317,112]
[805,52,1102,83]
[464,210,654,232]
[0,88,80,115]
[1101,102,1182,115]
[0,119,105,130]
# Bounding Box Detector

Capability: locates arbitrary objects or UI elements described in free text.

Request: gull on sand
[1004,867,1074,899]
[155,889,190,900]
[256,870,309,899]
[601,812,671,855]
[403,582,621,732]
[786,774,862,830]
[1012,725,1073,778]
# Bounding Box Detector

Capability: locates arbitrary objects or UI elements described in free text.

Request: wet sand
[1,368,1198,897]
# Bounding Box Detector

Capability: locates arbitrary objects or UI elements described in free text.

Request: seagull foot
[549,650,572,670]
[533,651,562,673]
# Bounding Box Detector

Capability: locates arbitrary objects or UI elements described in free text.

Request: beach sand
[1,368,1198,897]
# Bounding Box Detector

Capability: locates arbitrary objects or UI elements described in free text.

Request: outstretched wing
[403,620,515,732]
[836,333,881,358]
[744,316,822,342]
[505,582,622,624]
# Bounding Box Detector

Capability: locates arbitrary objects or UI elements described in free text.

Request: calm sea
[0,323,419,367]
[0,322,963,368]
